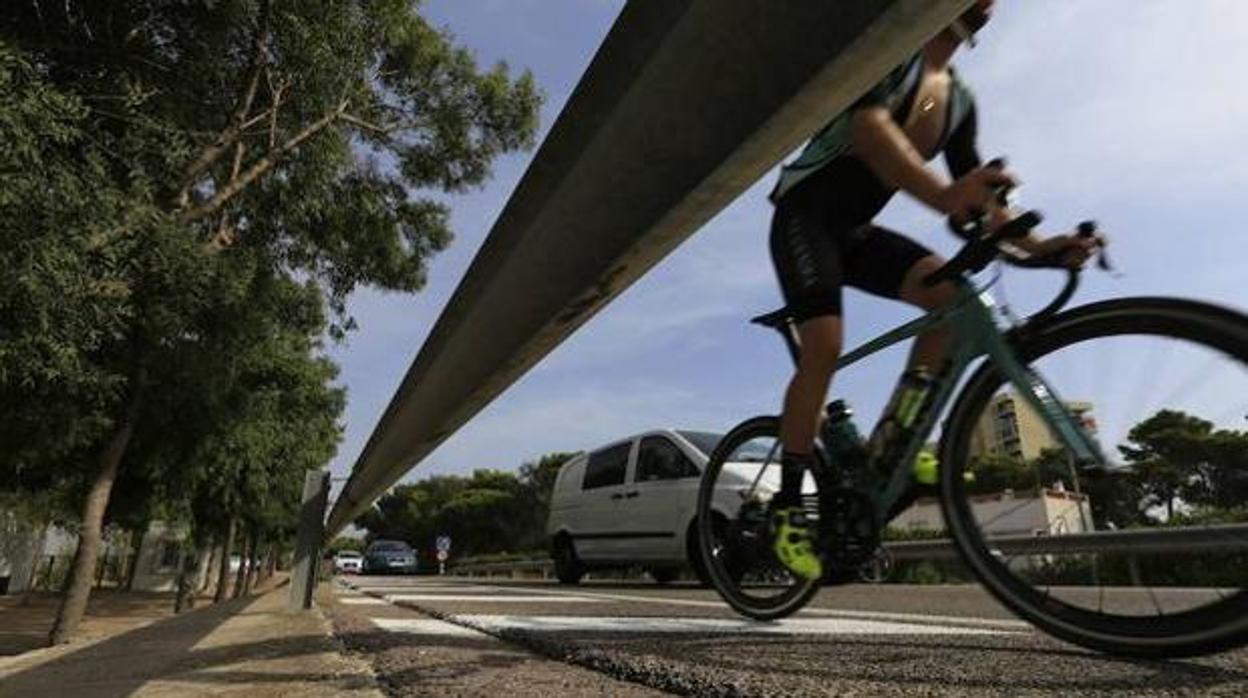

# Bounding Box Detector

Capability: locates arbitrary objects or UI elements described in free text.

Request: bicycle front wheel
[697,416,820,620]
[940,297,1248,657]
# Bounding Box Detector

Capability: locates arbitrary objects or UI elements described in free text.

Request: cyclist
[767,0,1096,579]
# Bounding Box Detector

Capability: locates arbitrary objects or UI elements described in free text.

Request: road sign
[436,535,452,553]
[436,550,448,562]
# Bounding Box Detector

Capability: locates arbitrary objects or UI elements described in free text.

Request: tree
[3,0,540,643]
[1186,428,1248,512]
[355,453,579,558]
[328,536,366,554]
[963,452,1034,496]
[1119,410,1214,520]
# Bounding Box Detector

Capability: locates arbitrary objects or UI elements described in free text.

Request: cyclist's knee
[901,255,956,310]
[795,315,842,374]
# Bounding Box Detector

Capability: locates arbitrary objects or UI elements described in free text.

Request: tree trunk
[174,549,193,614]
[47,401,139,645]
[264,545,278,580]
[94,550,108,589]
[243,534,262,594]
[193,545,213,595]
[263,544,276,581]
[214,519,236,603]
[199,542,219,593]
[123,526,146,591]
[233,528,253,599]
[174,530,209,614]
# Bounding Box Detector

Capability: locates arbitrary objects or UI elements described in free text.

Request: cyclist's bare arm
[854,106,1093,268]
[850,106,1011,224]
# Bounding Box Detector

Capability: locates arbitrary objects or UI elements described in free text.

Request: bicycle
[696,180,1248,657]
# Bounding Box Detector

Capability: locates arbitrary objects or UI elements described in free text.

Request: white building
[0,515,203,594]
[892,485,1095,537]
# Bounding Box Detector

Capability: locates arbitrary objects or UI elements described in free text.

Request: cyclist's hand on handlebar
[939,164,1018,226]
[1026,233,1099,270]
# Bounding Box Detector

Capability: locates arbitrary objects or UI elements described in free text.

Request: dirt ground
[0,589,214,656]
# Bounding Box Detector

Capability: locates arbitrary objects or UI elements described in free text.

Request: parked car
[363,540,418,575]
[546,429,774,585]
[334,550,363,574]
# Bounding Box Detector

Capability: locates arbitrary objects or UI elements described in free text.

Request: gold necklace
[920,95,937,114]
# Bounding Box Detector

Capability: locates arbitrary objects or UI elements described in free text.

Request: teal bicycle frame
[828,277,1108,523]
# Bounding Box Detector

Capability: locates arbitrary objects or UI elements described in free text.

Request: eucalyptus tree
[4,0,540,643]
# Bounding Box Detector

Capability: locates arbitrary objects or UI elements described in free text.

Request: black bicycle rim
[941,297,1248,657]
[697,416,820,620]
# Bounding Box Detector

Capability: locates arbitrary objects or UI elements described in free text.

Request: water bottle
[824,400,868,476]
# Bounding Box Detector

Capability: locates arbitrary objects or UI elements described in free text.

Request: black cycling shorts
[769,183,934,322]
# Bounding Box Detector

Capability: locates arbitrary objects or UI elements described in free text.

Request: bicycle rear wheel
[941,297,1248,657]
[697,416,820,620]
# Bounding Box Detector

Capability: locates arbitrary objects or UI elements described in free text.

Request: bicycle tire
[940,297,1248,657]
[697,415,820,620]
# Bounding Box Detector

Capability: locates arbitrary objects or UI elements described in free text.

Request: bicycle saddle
[750,308,794,329]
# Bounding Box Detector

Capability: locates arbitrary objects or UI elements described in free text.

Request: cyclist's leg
[843,225,954,367]
[844,227,950,472]
[896,254,957,368]
[767,191,849,579]
[779,317,842,463]
[773,317,838,578]
[768,190,848,467]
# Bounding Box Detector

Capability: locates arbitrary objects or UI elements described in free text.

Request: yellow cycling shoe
[771,507,823,580]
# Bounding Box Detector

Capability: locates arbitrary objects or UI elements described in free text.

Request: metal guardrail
[887,523,1248,561]
[450,525,1248,576]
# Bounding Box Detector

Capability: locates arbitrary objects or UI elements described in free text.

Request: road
[325,575,1248,697]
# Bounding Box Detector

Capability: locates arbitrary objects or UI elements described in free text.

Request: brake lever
[1076,220,1118,275]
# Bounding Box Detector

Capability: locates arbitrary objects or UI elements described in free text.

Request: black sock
[778,450,812,506]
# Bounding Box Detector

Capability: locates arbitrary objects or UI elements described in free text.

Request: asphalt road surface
[326,575,1248,697]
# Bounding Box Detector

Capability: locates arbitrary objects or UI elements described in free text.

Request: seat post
[749,308,803,367]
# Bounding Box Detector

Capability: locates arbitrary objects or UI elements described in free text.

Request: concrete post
[288,469,330,611]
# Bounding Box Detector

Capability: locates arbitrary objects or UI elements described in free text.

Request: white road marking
[385,594,594,603]
[347,584,494,593]
[370,618,483,637]
[451,615,1007,636]
[455,584,1028,631]
[801,606,1028,630]
[338,597,388,605]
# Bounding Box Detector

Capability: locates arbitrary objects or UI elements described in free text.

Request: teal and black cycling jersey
[769,52,979,212]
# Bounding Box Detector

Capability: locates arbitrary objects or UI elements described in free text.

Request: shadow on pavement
[0,583,361,697]
[0,590,185,658]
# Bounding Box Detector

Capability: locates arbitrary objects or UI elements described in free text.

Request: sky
[325,1,1248,504]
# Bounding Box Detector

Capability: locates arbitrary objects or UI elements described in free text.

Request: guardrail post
[288,469,330,612]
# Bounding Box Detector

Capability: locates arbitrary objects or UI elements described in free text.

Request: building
[0,516,205,595]
[892,484,1095,538]
[968,392,1097,461]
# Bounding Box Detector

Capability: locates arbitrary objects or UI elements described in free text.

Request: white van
[546,429,779,585]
